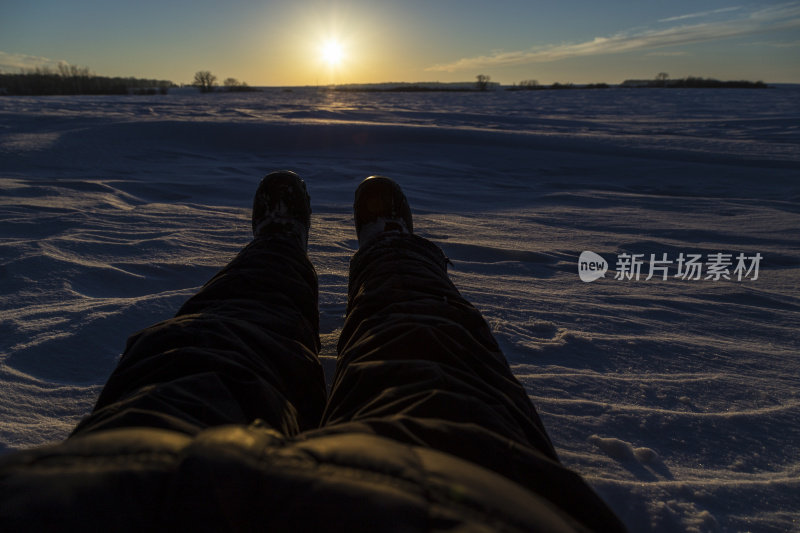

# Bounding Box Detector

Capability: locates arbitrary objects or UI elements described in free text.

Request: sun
[321,39,344,67]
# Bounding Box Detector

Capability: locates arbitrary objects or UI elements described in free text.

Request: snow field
[1,87,799,531]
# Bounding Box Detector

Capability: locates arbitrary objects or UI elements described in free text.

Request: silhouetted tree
[476,74,491,91]
[193,71,217,93]
[656,72,669,86]
[222,77,257,92]
[56,63,92,93]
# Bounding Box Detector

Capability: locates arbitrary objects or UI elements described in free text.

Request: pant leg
[72,235,326,438]
[324,232,558,461]
[322,234,625,531]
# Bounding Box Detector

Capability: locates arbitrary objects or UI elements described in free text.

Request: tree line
[0,64,175,96]
[2,66,767,96]
[0,66,261,96]
[620,75,767,89]
[507,73,766,91]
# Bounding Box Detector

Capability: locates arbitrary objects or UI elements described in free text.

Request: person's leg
[324,176,557,460]
[325,235,559,461]
[322,176,623,530]
[72,171,326,437]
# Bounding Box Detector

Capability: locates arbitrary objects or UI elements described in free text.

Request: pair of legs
[72,173,556,466]
[58,173,623,530]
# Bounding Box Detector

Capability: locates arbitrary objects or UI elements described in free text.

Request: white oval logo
[578,251,608,283]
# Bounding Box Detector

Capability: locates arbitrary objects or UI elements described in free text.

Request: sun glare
[321,39,344,67]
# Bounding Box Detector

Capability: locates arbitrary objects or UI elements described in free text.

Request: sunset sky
[1,0,799,85]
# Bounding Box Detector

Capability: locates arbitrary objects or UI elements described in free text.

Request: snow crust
[1,86,799,532]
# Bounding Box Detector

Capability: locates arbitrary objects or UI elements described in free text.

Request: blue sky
[1,1,798,85]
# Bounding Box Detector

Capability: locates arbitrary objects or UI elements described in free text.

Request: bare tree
[56,63,92,93]
[476,74,491,91]
[57,63,91,78]
[193,71,217,93]
[655,72,669,86]
[222,77,255,92]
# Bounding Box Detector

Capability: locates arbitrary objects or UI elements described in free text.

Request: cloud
[427,3,800,72]
[769,39,800,47]
[659,6,743,23]
[0,51,65,72]
[745,39,800,47]
[646,51,689,57]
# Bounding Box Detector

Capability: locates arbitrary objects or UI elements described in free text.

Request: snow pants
[1,234,626,532]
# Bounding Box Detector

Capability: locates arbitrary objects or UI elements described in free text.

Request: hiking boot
[353,176,413,246]
[252,170,311,249]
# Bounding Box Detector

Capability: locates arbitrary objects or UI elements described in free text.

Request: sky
[1,0,799,85]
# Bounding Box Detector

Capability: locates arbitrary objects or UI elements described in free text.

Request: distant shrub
[506,79,540,91]
[507,81,608,91]
[223,77,259,92]
[476,74,491,91]
[678,76,767,88]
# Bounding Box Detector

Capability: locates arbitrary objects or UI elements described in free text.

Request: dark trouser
[323,235,560,471]
[75,233,556,463]
[73,236,326,437]
[71,233,619,529]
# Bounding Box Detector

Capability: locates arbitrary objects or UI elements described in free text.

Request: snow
[1,86,799,532]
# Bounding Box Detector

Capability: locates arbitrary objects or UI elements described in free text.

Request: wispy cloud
[427,3,800,72]
[659,6,743,23]
[746,39,800,47]
[646,51,689,57]
[0,51,65,72]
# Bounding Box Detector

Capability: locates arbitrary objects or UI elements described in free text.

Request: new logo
[578,251,608,283]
